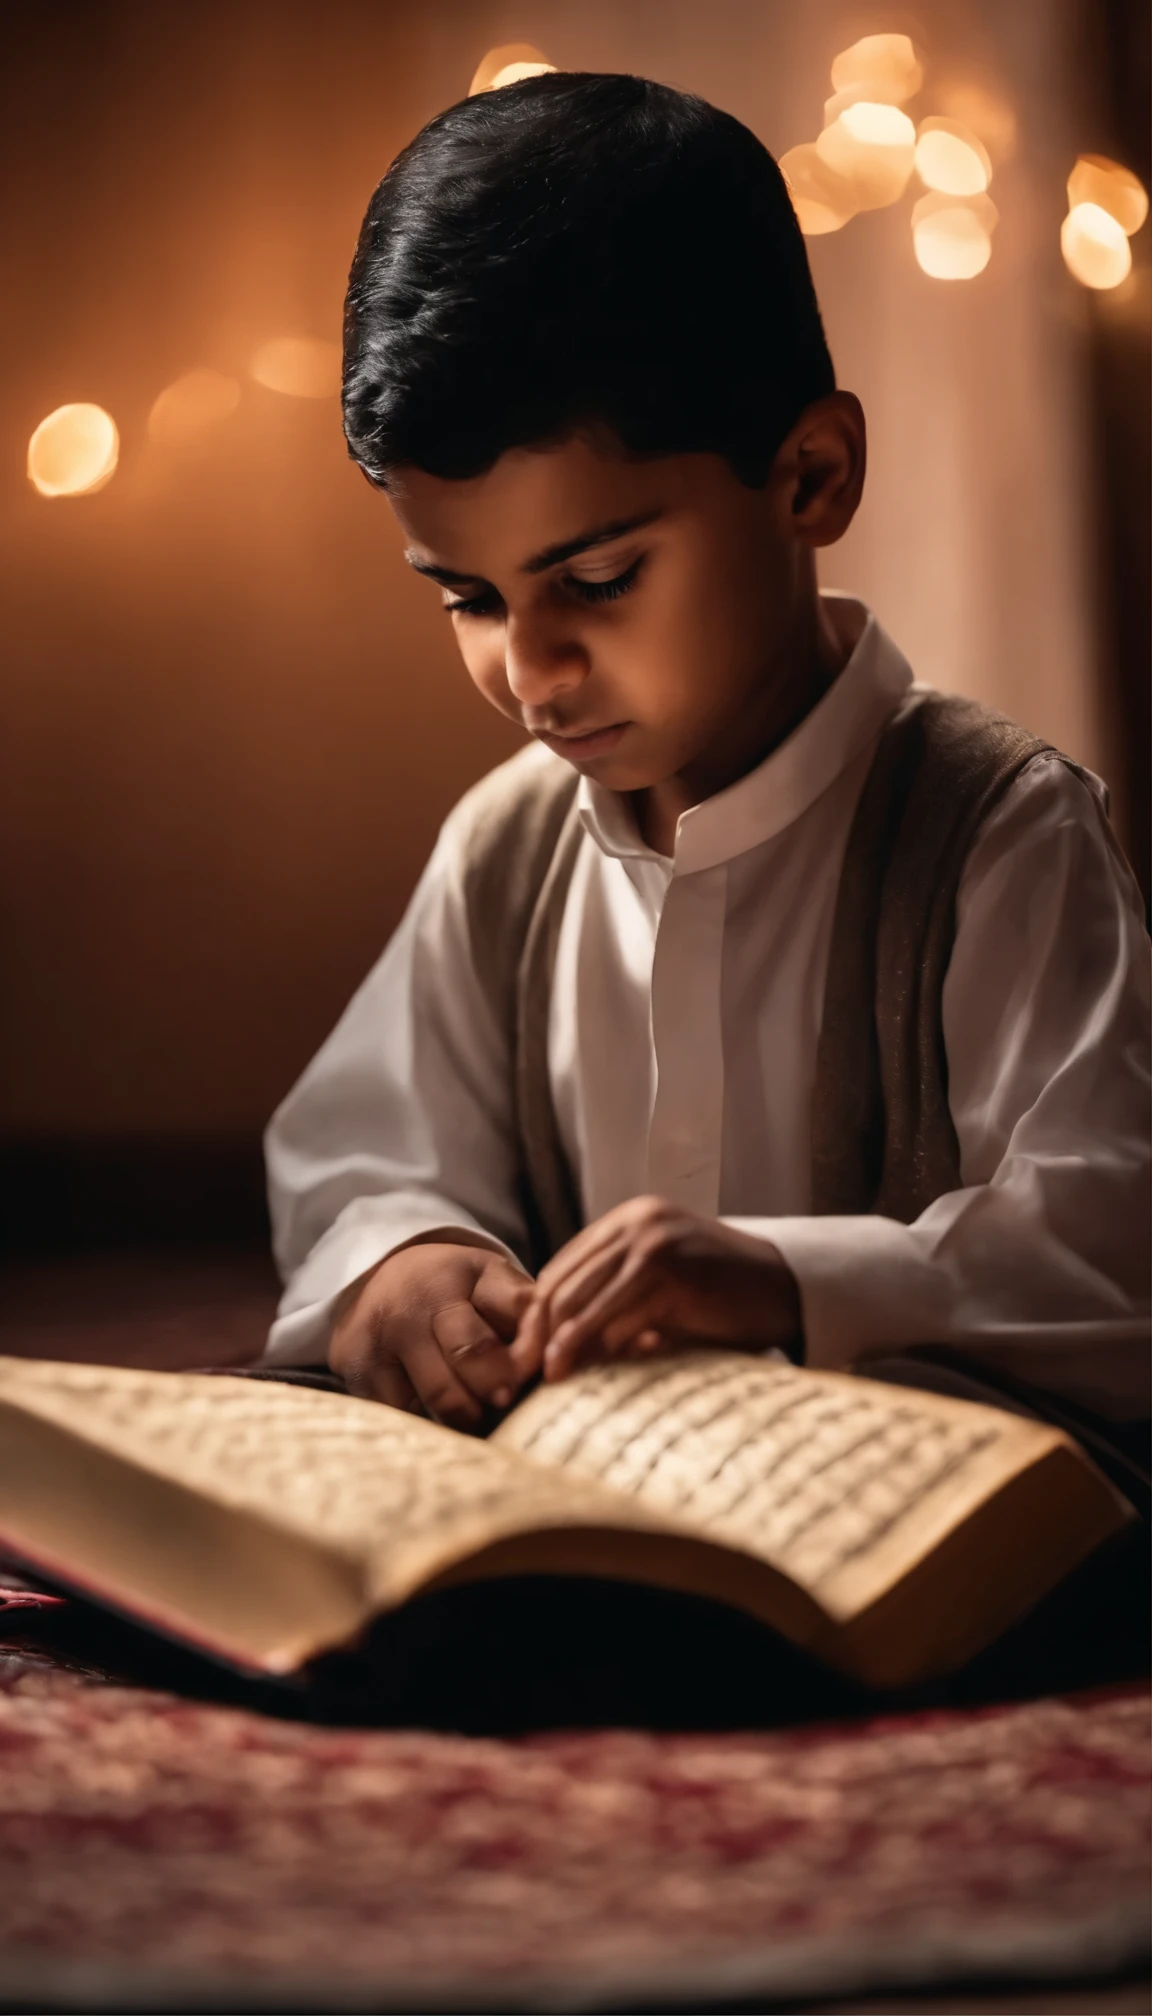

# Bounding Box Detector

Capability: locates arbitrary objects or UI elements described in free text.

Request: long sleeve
[731,759,1152,1421]
[263,816,531,1366]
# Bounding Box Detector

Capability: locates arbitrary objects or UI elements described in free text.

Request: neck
[634,588,849,856]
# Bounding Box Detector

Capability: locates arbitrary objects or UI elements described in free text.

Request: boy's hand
[515,1197,802,1381]
[329,1242,534,1431]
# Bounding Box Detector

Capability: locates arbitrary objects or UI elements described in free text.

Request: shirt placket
[645,862,728,1212]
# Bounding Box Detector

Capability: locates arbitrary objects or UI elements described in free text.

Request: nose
[503,607,589,711]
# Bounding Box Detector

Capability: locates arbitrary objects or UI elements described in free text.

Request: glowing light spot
[469,44,553,95]
[250,336,341,399]
[147,368,241,447]
[839,101,916,147]
[830,34,923,106]
[1061,203,1133,290]
[935,84,1017,167]
[1066,156,1148,239]
[779,143,859,235]
[912,193,997,280]
[816,102,916,211]
[822,86,872,123]
[27,403,119,498]
[488,61,556,89]
[915,117,992,196]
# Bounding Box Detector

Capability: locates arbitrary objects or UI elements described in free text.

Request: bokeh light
[469,44,552,95]
[935,83,1017,167]
[1066,155,1148,239]
[1061,203,1133,290]
[488,61,556,89]
[915,117,992,197]
[829,34,923,106]
[816,102,916,211]
[779,143,859,235]
[822,86,873,123]
[250,337,341,399]
[912,192,998,279]
[148,368,241,448]
[27,403,119,497]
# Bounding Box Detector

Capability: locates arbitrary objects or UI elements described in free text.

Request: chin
[606,743,687,792]
[580,748,661,790]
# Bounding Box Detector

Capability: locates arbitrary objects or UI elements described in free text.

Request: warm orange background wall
[0,0,1129,1140]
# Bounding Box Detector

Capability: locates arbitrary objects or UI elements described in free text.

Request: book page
[0,1352,1083,1678]
[494,1351,1059,1620]
[0,1358,680,1617]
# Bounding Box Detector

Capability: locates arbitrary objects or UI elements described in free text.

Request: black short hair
[343,72,835,490]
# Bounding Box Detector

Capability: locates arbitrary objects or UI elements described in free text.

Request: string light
[915,117,992,197]
[250,337,341,399]
[1066,156,1148,239]
[829,34,923,105]
[816,101,916,211]
[469,44,553,95]
[779,143,859,234]
[1061,204,1133,290]
[27,403,119,497]
[147,368,240,447]
[912,192,998,279]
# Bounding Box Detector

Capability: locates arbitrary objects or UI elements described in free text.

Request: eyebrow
[404,509,664,587]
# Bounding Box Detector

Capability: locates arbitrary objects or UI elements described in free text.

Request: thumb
[471,1255,535,1344]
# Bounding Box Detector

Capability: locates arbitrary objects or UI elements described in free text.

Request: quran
[0,1351,1131,1690]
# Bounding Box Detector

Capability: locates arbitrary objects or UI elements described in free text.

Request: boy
[264,74,1150,1480]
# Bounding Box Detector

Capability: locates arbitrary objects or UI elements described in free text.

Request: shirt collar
[577,594,914,874]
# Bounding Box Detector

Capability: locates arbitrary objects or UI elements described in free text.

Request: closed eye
[571,556,644,605]
[441,586,501,618]
[443,556,645,618]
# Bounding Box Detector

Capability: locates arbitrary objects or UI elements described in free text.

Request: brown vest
[455,690,1071,1273]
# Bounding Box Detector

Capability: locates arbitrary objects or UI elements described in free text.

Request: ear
[775,392,866,548]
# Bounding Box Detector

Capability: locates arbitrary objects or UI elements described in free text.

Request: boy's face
[387,411,861,799]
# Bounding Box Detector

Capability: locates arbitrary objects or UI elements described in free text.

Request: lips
[534,722,629,761]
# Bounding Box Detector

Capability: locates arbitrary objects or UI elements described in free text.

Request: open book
[0,1350,1130,1691]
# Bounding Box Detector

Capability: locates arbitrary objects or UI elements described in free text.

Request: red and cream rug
[0,1589,1147,2012]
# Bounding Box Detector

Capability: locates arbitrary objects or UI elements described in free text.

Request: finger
[511,1269,579,1379]
[544,1263,667,1380]
[400,1327,487,1432]
[575,1321,669,1364]
[544,1240,633,1329]
[509,1306,545,1382]
[431,1297,523,1411]
[514,1244,626,1377]
[340,1341,424,1414]
[329,1292,428,1412]
[532,1213,630,1301]
[509,1272,574,1382]
[603,1314,668,1354]
[521,1222,634,1361]
[471,1257,535,1343]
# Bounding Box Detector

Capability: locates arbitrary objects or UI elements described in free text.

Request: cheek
[455,626,511,711]
[663,542,781,689]
[624,554,771,737]
[631,559,728,703]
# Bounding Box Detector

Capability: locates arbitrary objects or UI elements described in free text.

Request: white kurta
[264,596,1151,1420]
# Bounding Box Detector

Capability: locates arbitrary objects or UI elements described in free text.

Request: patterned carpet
[0,1588,1148,2013]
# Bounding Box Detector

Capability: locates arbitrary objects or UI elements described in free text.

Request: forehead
[387,432,679,575]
